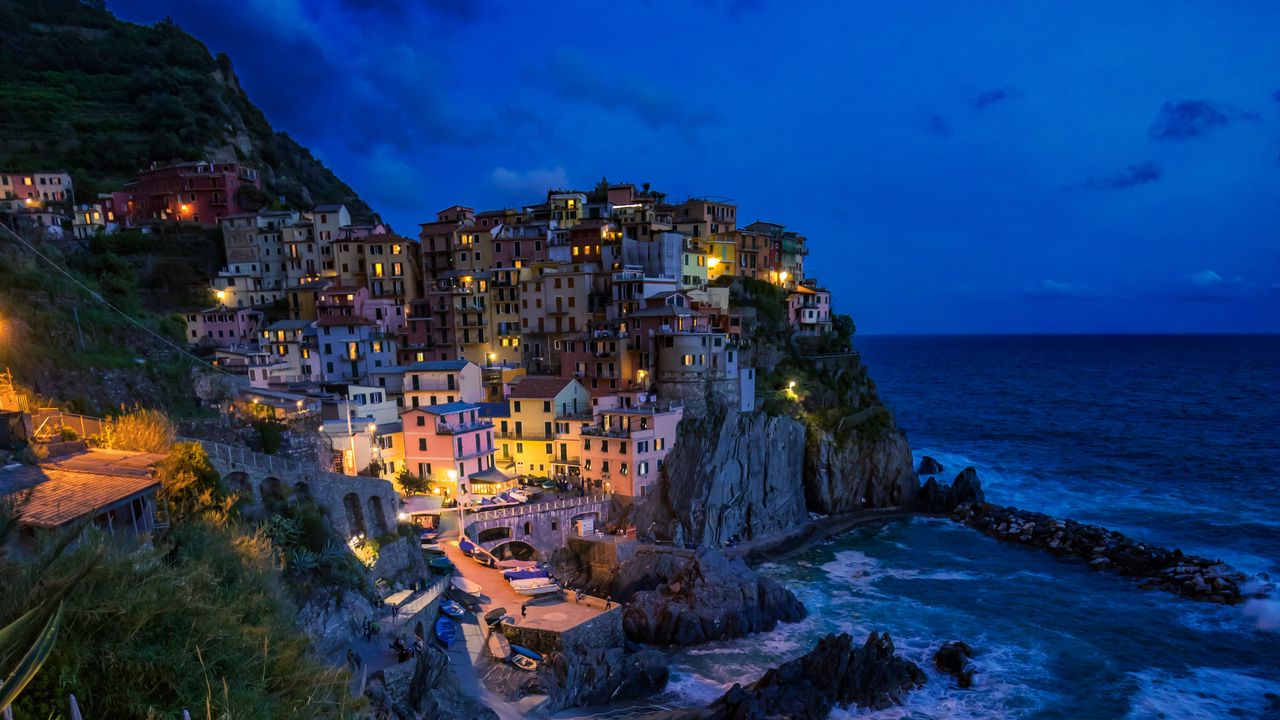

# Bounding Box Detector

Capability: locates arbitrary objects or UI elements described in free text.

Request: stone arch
[260,476,286,504]
[570,511,601,536]
[488,539,537,561]
[223,471,252,497]
[342,492,366,537]
[367,496,389,535]
[477,526,512,543]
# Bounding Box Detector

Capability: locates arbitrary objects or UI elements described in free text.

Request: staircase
[0,368,26,412]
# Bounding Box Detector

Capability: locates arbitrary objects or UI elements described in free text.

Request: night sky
[109,1,1280,334]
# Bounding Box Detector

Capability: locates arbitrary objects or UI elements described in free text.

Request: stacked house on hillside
[186,182,836,512]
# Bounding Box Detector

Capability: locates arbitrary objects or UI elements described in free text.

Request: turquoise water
[656,336,1280,719]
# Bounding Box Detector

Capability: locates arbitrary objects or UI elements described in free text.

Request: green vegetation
[1,441,366,718]
[396,468,430,496]
[732,277,890,441]
[95,406,177,452]
[0,228,223,415]
[0,0,370,218]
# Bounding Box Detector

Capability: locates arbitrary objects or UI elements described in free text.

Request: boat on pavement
[434,617,456,646]
[509,577,560,596]
[451,576,483,597]
[439,599,466,619]
[510,643,543,670]
[501,567,549,581]
[487,631,511,660]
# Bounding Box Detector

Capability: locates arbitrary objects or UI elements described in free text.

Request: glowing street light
[707,256,720,269]
[787,380,796,390]
[179,203,191,215]
[779,271,790,284]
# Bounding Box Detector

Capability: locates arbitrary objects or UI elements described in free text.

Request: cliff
[637,279,918,547]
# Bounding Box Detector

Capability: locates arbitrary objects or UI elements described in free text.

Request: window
[416,415,425,426]
[418,438,427,451]
[514,401,522,412]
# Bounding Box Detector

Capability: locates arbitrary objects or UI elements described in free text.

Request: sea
[600,335,1280,720]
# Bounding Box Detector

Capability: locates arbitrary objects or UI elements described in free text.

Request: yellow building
[707,231,738,282]
[495,376,590,478]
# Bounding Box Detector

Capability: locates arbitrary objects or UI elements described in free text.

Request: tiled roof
[315,315,377,327]
[0,449,164,529]
[508,376,573,399]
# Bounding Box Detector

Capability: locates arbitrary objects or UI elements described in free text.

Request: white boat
[510,653,538,671]
[451,576,483,597]
[507,490,529,503]
[509,577,560,596]
[488,631,511,660]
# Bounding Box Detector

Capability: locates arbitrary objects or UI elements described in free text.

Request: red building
[122,161,262,226]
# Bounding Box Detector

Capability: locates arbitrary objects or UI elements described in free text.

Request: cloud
[1168,270,1252,301]
[1148,100,1260,140]
[1075,161,1162,190]
[922,112,952,138]
[491,166,570,196]
[527,52,721,131]
[973,86,1021,109]
[1026,279,1107,299]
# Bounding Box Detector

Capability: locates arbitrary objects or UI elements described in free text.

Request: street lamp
[448,469,464,539]
[487,351,496,367]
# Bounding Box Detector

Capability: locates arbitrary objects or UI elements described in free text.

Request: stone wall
[466,495,612,559]
[196,439,401,540]
[499,604,624,655]
[373,536,428,587]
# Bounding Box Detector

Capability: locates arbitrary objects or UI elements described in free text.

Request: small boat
[483,607,508,626]
[487,631,511,660]
[458,537,478,556]
[497,559,539,570]
[510,654,538,671]
[452,576,483,597]
[434,617,457,646]
[507,490,529,503]
[439,600,466,619]
[473,552,497,568]
[540,479,558,490]
[429,557,455,575]
[419,530,439,548]
[510,644,544,662]
[502,568,549,581]
[509,577,560,596]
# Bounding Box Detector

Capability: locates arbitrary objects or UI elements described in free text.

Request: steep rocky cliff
[639,411,809,546]
[636,278,918,547]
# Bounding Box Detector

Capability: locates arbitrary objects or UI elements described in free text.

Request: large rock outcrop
[694,632,926,719]
[806,417,918,514]
[621,549,806,645]
[916,466,985,514]
[367,644,496,720]
[641,411,809,547]
[484,644,669,713]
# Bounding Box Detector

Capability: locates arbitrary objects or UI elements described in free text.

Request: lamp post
[368,422,380,477]
[448,469,463,539]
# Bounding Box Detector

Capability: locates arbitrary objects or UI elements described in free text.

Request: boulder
[697,632,926,719]
[918,456,944,476]
[915,467,986,514]
[621,549,806,645]
[934,641,975,688]
[367,644,497,720]
[539,646,669,711]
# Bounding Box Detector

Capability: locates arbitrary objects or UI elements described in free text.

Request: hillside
[0,0,372,220]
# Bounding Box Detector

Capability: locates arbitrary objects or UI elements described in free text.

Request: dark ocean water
[652,335,1280,720]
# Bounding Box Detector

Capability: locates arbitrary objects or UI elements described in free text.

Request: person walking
[521,603,528,621]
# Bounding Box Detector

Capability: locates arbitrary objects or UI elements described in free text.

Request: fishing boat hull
[509,578,560,596]
[434,618,456,646]
[451,576,483,597]
[429,558,455,575]
[510,654,538,671]
[487,632,511,660]
[439,600,466,619]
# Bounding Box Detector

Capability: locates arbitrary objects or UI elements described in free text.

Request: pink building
[317,285,405,335]
[183,306,263,347]
[402,402,510,497]
[787,285,832,335]
[121,161,262,226]
[579,400,683,499]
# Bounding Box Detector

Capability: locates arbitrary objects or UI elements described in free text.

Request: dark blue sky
[110,1,1280,333]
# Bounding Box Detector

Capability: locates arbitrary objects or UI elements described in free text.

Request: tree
[154,442,234,524]
[396,469,429,496]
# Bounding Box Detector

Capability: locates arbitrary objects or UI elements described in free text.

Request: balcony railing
[434,419,493,435]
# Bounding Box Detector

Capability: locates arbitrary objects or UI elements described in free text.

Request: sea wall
[920,468,1271,605]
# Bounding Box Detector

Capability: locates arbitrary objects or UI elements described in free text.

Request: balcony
[434,419,493,435]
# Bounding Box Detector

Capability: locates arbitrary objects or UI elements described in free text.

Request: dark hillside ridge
[0,0,372,220]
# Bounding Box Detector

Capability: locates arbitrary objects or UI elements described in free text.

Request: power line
[0,222,237,378]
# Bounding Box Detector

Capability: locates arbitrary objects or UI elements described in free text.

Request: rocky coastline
[920,468,1273,605]
[621,549,806,645]
[673,631,926,719]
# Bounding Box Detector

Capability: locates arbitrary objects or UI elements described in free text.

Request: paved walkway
[440,540,615,634]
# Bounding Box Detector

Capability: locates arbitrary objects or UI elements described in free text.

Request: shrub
[154,442,235,525]
[94,406,175,453]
